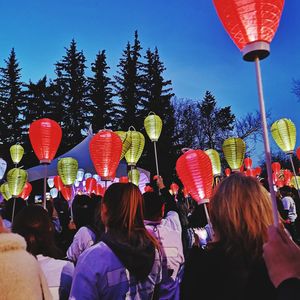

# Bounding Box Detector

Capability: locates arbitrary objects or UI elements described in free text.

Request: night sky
[0,0,299,163]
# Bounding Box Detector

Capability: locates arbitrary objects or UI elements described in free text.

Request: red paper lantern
[244,157,252,169]
[86,177,97,194]
[240,165,244,172]
[176,149,213,204]
[144,185,154,193]
[61,185,72,201]
[296,147,300,160]
[170,183,179,196]
[272,173,278,185]
[18,182,32,200]
[284,169,292,186]
[276,179,285,188]
[119,176,129,183]
[272,162,281,174]
[95,183,104,197]
[213,0,285,61]
[182,187,189,198]
[54,175,64,191]
[29,118,62,164]
[225,168,231,177]
[89,130,122,181]
[255,166,262,176]
[245,169,256,177]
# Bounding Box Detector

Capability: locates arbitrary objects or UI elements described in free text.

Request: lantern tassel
[43,164,48,210]
[289,154,300,198]
[254,57,278,226]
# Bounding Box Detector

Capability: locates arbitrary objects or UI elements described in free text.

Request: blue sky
[0,0,299,163]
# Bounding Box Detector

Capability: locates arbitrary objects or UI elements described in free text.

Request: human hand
[263,224,300,288]
[68,220,76,230]
[154,175,165,190]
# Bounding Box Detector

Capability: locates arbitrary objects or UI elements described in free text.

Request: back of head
[143,191,164,221]
[279,186,294,198]
[12,204,62,258]
[210,173,273,260]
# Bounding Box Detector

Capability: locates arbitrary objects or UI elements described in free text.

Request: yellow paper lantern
[291,176,300,190]
[144,113,163,142]
[271,118,296,154]
[0,183,12,200]
[115,131,132,160]
[10,144,24,164]
[205,149,221,177]
[7,168,28,197]
[222,137,246,172]
[128,168,140,186]
[125,128,145,166]
[57,157,78,186]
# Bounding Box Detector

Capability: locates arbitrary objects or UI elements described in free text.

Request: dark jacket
[180,243,276,300]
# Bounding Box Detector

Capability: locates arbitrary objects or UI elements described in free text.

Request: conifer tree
[53,39,89,149]
[88,50,115,131]
[114,31,143,130]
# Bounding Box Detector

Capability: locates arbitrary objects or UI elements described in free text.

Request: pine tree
[140,47,176,181]
[88,50,115,131]
[114,31,143,130]
[53,39,89,149]
[0,48,25,147]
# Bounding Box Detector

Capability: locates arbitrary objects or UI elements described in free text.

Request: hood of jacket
[0,233,26,252]
[101,230,155,281]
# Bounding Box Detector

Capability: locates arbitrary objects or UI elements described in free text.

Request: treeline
[0,31,262,181]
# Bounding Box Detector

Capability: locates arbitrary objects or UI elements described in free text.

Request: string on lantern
[29,118,62,209]
[144,112,163,179]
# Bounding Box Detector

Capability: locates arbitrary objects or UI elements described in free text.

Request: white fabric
[282,196,297,222]
[37,255,74,300]
[67,226,96,263]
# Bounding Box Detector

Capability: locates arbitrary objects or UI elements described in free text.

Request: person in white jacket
[0,217,52,300]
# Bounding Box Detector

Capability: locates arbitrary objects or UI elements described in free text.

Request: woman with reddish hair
[70,183,162,299]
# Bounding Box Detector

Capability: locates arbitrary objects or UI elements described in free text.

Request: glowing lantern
[291,176,300,190]
[54,175,64,191]
[47,177,54,188]
[119,176,129,183]
[0,158,7,180]
[284,169,292,186]
[255,166,262,176]
[222,137,246,172]
[10,144,24,165]
[0,183,12,201]
[115,131,132,160]
[182,187,189,198]
[271,118,296,154]
[277,179,285,188]
[144,113,163,142]
[244,157,252,170]
[61,185,73,201]
[212,0,284,61]
[272,162,281,174]
[7,168,27,197]
[297,147,300,161]
[170,183,179,196]
[95,184,104,196]
[89,130,122,180]
[84,173,92,180]
[29,118,62,164]
[77,168,85,181]
[128,168,140,186]
[205,149,221,177]
[18,182,32,200]
[74,179,80,187]
[93,174,100,182]
[245,169,256,177]
[57,157,78,186]
[176,149,213,204]
[225,168,231,177]
[50,188,58,199]
[125,128,145,166]
[86,177,97,194]
[240,165,244,172]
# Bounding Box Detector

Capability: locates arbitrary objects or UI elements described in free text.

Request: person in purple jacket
[70,183,162,300]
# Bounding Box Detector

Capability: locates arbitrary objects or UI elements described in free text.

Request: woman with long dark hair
[70,183,162,299]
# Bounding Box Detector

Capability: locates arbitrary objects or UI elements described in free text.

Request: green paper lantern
[0,183,12,201]
[125,128,145,166]
[57,157,78,186]
[205,149,221,177]
[128,168,140,186]
[271,118,296,154]
[144,113,163,142]
[115,131,132,160]
[10,144,24,164]
[7,168,28,197]
[291,176,300,190]
[222,137,246,172]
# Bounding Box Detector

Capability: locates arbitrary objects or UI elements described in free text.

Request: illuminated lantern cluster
[125,128,145,166]
[57,157,78,186]
[128,168,140,186]
[176,149,213,204]
[89,130,122,180]
[10,144,24,165]
[7,168,28,197]
[222,137,246,172]
[115,131,132,160]
[144,113,163,142]
[205,149,221,177]
[29,118,62,164]
[213,0,285,61]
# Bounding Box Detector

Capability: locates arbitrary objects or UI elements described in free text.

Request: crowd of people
[0,173,300,299]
